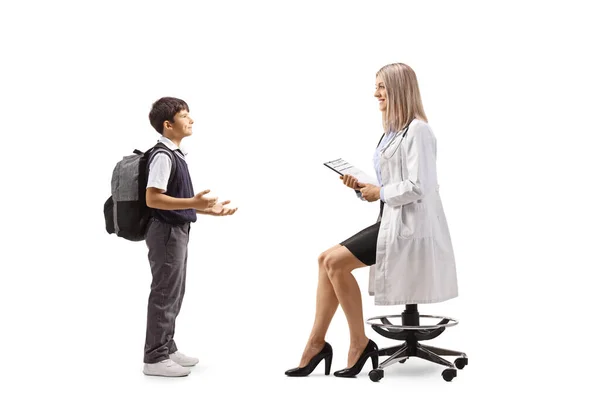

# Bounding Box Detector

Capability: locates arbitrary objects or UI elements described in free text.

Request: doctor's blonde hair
[377,63,428,133]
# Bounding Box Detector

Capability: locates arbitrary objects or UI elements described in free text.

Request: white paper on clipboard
[323,158,379,186]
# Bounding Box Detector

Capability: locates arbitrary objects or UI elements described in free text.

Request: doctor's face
[374,77,387,112]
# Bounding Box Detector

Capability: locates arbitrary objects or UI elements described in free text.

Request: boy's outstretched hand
[192,189,218,209]
[203,200,238,216]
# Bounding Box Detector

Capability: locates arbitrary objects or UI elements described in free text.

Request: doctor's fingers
[342,175,358,188]
[360,190,374,201]
[361,190,376,201]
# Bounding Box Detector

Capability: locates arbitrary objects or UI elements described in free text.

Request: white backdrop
[1,0,599,399]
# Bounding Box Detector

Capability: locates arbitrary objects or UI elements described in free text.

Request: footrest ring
[366,314,458,332]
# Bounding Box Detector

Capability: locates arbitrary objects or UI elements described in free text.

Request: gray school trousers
[143,217,190,364]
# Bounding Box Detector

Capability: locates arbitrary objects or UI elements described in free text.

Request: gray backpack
[103,142,176,241]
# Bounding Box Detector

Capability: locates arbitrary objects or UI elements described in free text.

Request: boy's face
[164,109,194,138]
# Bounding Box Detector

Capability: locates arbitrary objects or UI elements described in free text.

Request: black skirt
[340,201,384,266]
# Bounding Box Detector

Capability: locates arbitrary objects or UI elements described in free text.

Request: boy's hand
[207,200,238,216]
[357,182,381,202]
[192,189,217,209]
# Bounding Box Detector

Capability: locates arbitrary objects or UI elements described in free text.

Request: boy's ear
[163,120,172,131]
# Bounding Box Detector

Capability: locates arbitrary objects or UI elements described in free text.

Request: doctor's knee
[322,254,346,278]
[318,251,328,269]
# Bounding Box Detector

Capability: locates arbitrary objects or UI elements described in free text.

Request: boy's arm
[146,188,195,210]
[147,188,216,210]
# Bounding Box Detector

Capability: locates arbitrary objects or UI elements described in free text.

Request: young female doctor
[285,63,457,378]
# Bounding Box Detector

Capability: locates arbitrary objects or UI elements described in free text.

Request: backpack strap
[147,142,178,187]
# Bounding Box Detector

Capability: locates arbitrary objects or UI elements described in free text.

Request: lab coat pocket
[399,202,432,239]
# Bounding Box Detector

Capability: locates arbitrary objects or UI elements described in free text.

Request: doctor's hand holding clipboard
[341,175,381,202]
[323,158,382,202]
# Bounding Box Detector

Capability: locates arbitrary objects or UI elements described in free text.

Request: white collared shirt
[146,136,187,193]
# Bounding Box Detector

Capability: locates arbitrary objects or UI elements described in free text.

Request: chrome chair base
[366,305,468,382]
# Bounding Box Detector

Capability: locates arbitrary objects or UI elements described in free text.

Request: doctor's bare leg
[322,245,369,369]
[298,244,342,367]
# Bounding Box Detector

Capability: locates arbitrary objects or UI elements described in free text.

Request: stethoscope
[378,118,414,155]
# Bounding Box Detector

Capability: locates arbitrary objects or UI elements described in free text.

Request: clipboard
[323,158,379,186]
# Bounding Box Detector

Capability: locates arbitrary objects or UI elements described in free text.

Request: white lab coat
[368,119,458,305]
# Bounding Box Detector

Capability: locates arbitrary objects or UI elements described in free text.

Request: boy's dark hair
[149,97,189,135]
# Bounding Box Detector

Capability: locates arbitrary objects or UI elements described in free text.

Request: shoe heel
[324,354,333,375]
[371,354,378,370]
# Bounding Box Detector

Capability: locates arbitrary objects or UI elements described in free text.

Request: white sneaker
[143,359,191,377]
[169,351,199,367]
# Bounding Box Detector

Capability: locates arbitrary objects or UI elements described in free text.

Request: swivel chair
[366,304,467,382]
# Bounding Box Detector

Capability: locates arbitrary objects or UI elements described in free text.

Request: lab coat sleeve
[382,122,436,207]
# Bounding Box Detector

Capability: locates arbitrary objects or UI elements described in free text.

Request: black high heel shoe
[333,339,378,378]
[285,342,333,377]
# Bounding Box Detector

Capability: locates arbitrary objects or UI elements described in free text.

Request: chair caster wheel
[369,369,384,382]
[442,368,457,382]
[454,357,468,369]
